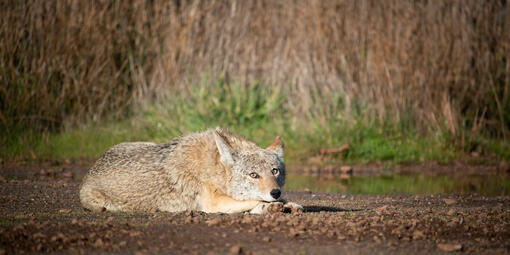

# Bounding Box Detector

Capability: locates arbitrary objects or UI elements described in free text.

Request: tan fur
[257,175,279,196]
[79,128,302,214]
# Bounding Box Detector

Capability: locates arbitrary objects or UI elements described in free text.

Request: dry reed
[1,0,509,141]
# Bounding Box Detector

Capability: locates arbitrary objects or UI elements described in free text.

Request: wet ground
[0,160,509,254]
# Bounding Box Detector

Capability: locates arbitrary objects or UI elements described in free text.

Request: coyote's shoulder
[79,128,301,214]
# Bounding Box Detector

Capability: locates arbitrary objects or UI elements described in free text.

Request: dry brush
[1,0,509,142]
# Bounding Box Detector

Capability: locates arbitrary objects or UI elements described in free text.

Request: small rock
[229,245,243,254]
[262,236,272,242]
[50,235,59,242]
[437,243,462,252]
[93,238,104,248]
[288,229,299,238]
[443,199,457,205]
[498,161,509,173]
[206,218,221,226]
[447,209,456,216]
[327,230,337,238]
[241,216,255,224]
[105,216,114,223]
[412,230,425,240]
[62,171,73,178]
[375,205,388,214]
[129,231,142,237]
[33,232,47,239]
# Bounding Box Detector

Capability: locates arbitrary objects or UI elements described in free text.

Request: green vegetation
[2,79,507,163]
[286,174,510,196]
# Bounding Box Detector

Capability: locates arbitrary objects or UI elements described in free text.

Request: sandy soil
[0,161,509,254]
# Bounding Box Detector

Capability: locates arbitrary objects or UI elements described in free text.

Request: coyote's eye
[249,172,259,179]
[271,168,279,175]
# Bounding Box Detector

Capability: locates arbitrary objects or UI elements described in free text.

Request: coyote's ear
[267,136,284,160]
[213,130,236,168]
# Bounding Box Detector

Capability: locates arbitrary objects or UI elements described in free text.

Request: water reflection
[286,170,510,196]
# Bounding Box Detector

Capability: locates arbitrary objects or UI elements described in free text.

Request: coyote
[80,128,302,214]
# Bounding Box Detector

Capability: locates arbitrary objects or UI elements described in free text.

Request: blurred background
[1,0,509,195]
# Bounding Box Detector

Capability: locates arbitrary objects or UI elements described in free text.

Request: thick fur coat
[80,128,302,214]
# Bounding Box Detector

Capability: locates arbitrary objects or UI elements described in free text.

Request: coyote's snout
[79,128,302,214]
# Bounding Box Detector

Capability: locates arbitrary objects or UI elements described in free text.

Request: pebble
[412,230,425,240]
[443,199,457,205]
[206,218,221,226]
[437,243,462,252]
[229,245,243,254]
[93,238,104,248]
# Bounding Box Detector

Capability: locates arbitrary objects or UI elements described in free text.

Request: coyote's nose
[270,189,281,199]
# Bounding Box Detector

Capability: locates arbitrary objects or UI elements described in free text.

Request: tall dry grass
[1,0,509,142]
[0,0,171,131]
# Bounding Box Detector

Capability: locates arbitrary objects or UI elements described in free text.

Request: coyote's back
[79,140,198,212]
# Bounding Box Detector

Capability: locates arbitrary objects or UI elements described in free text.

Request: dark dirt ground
[0,160,509,254]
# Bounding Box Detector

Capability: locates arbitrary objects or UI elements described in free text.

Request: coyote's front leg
[200,184,263,213]
[249,201,284,214]
[283,202,304,213]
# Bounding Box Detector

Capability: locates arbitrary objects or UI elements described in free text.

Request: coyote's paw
[283,202,304,214]
[250,202,284,214]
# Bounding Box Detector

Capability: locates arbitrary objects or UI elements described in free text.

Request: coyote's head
[213,129,285,202]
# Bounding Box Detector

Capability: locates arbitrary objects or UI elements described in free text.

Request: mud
[0,161,509,254]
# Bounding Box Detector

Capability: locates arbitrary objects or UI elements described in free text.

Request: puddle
[286,173,510,196]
